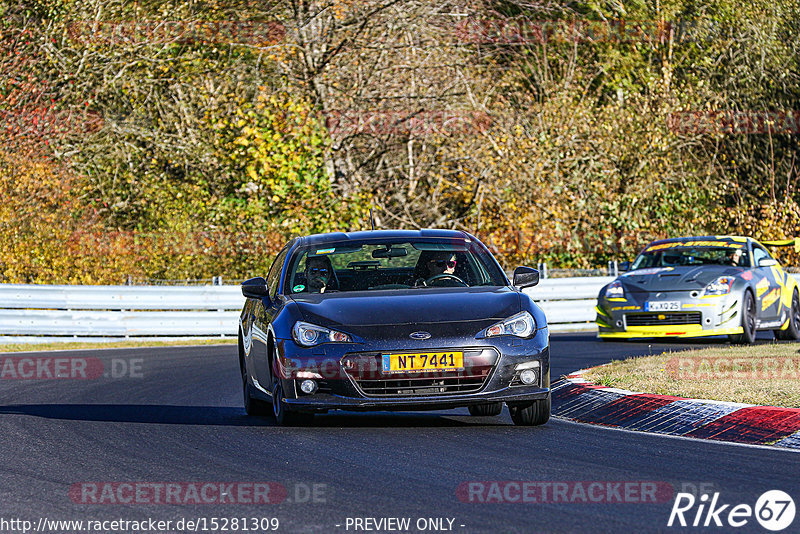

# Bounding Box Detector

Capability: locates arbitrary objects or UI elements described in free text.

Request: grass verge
[0,339,236,353]
[582,342,800,408]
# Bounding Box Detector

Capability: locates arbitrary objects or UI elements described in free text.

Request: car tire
[468,403,503,417]
[241,360,270,416]
[271,380,314,426]
[508,394,550,426]
[774,290,800,341]
[730,291,757,345]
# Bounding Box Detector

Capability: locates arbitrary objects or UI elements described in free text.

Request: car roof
[647,235,751,246]
[298,229,471,246]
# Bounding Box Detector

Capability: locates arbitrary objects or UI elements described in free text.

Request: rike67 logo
[668,490,795,531]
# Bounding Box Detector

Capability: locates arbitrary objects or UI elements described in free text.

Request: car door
[252,246,289,389]
[751,244,782,322]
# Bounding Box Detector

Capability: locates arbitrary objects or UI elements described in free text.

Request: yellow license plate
[382,352,464,373]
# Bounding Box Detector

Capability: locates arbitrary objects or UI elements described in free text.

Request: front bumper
[268,330,550,413]
[284,387,550,412]
[597,324,744,339]
[596,292,744,339]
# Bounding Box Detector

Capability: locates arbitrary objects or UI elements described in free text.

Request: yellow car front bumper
[597,324,744,339]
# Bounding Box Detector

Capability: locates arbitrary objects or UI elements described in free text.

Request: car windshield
[632,244,750,269]
[285,240,507,294]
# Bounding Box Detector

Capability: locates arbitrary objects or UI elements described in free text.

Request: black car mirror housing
[513,266,540,288]
[372,246,408,258]
[242,277,269,299]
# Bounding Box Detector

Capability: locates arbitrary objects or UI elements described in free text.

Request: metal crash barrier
[12,274,788,340]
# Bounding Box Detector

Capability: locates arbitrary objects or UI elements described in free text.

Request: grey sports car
[238,229,551,426]
[596,236,800,343]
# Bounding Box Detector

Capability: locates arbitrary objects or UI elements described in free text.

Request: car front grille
[625,312,702,326]
[341,348,498,397]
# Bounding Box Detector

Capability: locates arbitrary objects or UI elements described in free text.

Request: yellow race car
[596,236,800,343]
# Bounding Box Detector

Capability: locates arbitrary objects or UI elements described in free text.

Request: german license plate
[645,301,680,312]
[382,352,464,373]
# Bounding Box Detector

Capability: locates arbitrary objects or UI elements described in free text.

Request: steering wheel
[424,273,467,287]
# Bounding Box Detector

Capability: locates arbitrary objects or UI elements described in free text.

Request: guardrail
[523,277,615,332]
[0,284,242,342]
[0,279,609,342]
[7,272,800,341]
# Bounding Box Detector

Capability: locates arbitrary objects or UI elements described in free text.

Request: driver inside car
[414,251,457,286]
[305,255,334,293]
[726,248,745,266]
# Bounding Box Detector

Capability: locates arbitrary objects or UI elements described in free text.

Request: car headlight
[485,311,536,338]
[292,321,352,347]
[605,280,624,299]
[703,276,735,296]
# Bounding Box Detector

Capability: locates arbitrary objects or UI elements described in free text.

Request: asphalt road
[1,333,798,534]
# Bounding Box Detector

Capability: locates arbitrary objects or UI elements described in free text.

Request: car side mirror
[242,277,269,299]
[758,258,778,267]
[513,266,540,288]
[619,260,631,272]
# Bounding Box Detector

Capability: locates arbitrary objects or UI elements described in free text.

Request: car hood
[289,287,520,337]
[618,265,746,291]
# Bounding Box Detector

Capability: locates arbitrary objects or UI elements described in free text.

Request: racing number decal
[756,277,770,298]
[762,288,780,311]
[756,267,783,320]
[770,265,794,310]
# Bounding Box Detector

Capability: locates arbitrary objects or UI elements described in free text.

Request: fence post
[538,262,547,279]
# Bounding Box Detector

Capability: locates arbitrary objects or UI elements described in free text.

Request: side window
[752,246,769,267]
[266,247,288,299]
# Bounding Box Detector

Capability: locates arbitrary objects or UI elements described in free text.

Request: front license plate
[645,300,681,312]
[382,352,464,373]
